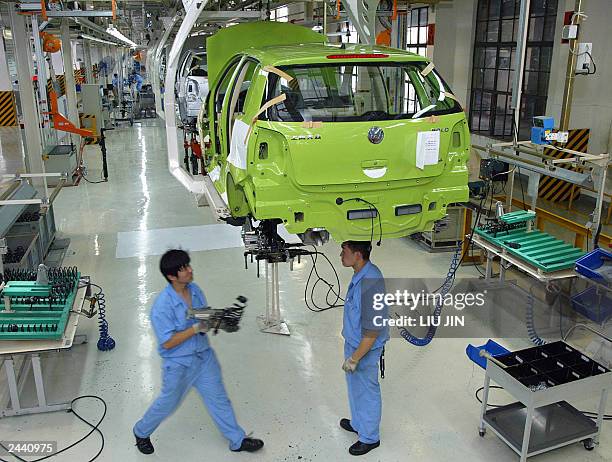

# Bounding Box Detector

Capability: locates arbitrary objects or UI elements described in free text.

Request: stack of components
[475,210,585,272]
[0,267,80,340]
[0,181,57,270]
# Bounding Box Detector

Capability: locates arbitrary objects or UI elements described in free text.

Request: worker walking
[131,71,144,93]
[338,241,389,456]
[133,249,264,455]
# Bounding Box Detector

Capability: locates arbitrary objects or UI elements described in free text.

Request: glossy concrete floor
[0,121,610,462]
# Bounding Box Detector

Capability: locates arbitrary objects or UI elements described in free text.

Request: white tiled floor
[0,121,610,461]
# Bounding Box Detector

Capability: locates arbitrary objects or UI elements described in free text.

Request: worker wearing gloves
[133,249,263,455]
[339,241,389,456]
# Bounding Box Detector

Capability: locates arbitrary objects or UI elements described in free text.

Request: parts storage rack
[478,341,611,461]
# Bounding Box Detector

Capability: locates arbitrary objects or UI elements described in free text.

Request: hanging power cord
[397,243,462,346]
[526,284,546,346]
[399,171,506,346]
[0,395,107,462]
[75,138,106,185]
[335,197,383,246]
[304,246,344,312]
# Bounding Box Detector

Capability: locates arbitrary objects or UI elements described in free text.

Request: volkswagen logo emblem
[368,127,384,144]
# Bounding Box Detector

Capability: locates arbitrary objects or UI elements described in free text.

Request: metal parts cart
[478,341,611,461]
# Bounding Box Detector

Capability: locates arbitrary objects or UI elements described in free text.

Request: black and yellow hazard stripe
[0,91,18,126]
[538,128,590,202]
[74,68,85,84]
[58,75,66,95]
[46,75,67,97]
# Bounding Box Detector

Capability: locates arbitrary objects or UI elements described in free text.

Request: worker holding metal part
[133,249,263,455]
[339,241,389,456]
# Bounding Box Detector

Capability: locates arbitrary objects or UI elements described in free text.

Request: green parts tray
[475,226,586,272]
[500,210,536,225]
[0,271,80,340]
[3,281,51,298]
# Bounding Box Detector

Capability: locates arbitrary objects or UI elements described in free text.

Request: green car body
[198,22,469,242]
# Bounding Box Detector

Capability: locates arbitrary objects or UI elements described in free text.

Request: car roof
[245,43,430,67]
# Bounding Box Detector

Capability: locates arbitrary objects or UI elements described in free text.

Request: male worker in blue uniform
[133,249,264,455]
[131,71,144,93]
[339,241,389,456]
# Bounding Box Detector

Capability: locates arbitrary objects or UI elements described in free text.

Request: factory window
[270,6,289,22]
[341,23,359,44]
[406,7,428,57]
[469,0,557,140]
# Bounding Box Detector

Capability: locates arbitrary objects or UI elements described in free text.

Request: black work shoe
[232,437,264,453]
[134,434,154,455]
[349,440,380,456]
[340,418,357,434]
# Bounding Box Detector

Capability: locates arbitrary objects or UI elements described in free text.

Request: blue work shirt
[342,261,389,350]
[150,283,210,364]
[132,74,143,91]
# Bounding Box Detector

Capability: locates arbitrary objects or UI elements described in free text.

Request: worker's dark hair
[342,241,372,260]
[160,249,190,283]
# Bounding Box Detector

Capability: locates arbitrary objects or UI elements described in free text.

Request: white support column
[342,0,380,44]
[60,20,80,145]
[154,12,181,119]
[9,5,45,191]
[164,0,208,194]
[83,41,94,84]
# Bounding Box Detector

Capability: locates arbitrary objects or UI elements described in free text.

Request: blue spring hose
[398,245,462,347]
[96,290,116,351]
[526,290,546,346]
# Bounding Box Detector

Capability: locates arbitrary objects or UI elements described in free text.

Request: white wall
[431,0,478,109]
[546,0,612,155]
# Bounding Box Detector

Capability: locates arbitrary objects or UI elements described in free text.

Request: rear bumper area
[253,181,469,242]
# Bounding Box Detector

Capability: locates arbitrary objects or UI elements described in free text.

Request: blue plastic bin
[575,248,612,283]
[571,285,612,324]
[466,339,510,370]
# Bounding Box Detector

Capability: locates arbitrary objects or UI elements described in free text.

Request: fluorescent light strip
[80,34,117,46]
[106,25,137,48]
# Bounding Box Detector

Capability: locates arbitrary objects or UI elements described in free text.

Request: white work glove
[192,320,209,334]
[342,356,359,373]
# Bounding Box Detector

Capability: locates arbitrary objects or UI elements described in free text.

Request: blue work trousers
[344,343,383,444]
[133,348,246,450]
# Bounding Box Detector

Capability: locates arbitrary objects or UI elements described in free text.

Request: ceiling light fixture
[79,34,116,46]
[106,24,138,48]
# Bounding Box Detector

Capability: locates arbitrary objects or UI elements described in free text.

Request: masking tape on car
[245,93,288,144]
[420,62,435,76]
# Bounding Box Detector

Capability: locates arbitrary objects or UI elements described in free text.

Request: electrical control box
[562,24,578,40]
[531,116,555,145]
[576,43,593,75]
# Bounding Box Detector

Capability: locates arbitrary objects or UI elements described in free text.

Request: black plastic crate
[513,346,545,363]
[557,351,592,367]
[547,368,584,385]
[507,363,541,379]
[539,341,575,358]
[571,361,609,377]
[532,358,567,373]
